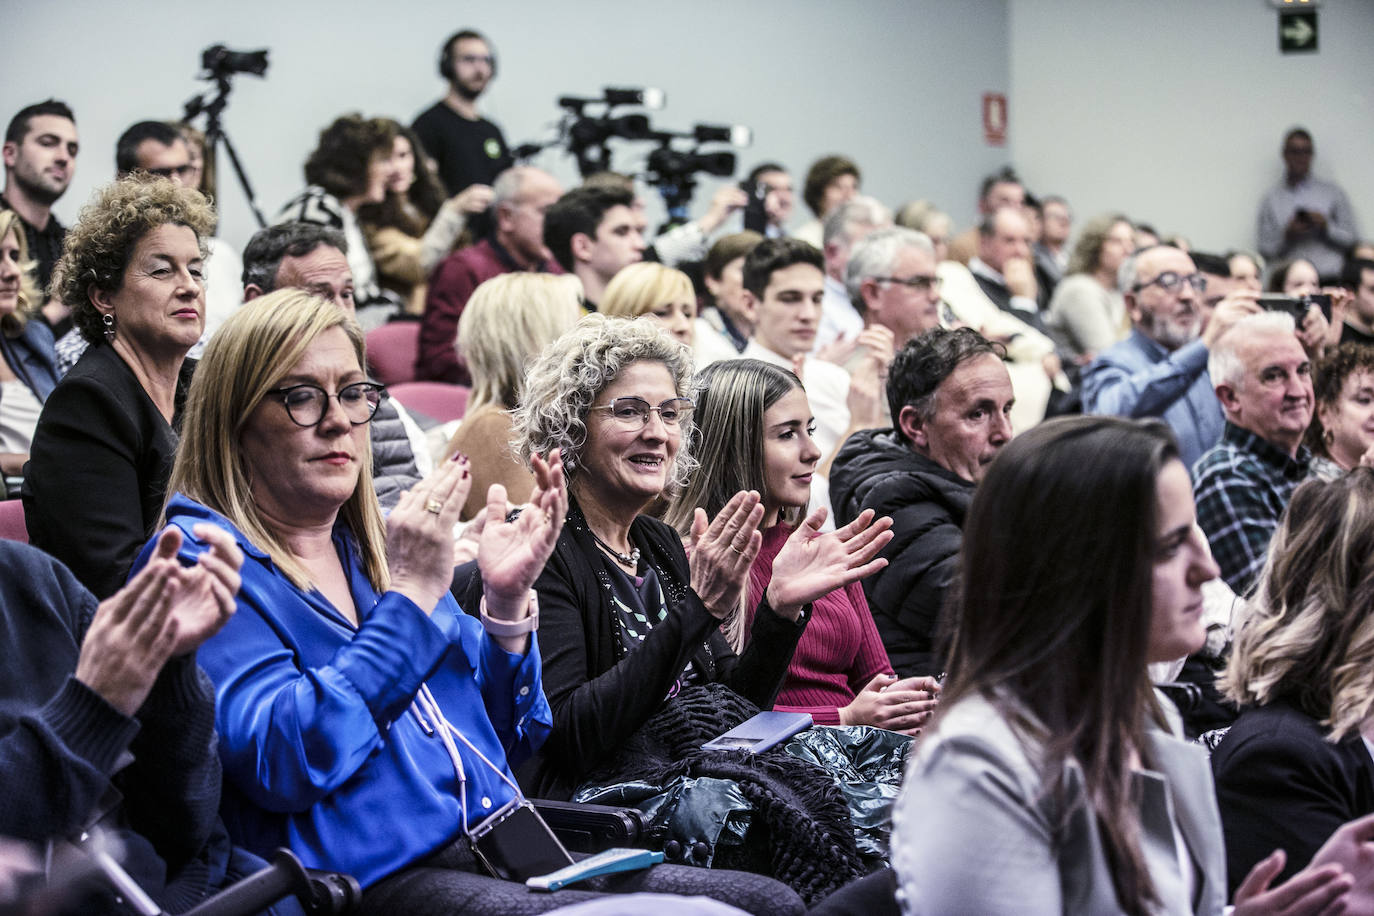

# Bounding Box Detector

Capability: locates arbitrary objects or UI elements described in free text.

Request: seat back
[0,498,27,543]
[388,382,471,425]
[365,322,421,386]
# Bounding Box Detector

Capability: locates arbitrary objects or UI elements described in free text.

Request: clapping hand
[841,673,941,734]
[388,452,473,613]
[479,450,567,620]
[766,506,893,619]
[74,525,242,717]
[689,490,765,620]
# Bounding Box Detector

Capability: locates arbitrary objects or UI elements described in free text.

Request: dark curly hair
[303,114,396,200]
[1306,342,1374,459]
[57,175,217,345]
[357,120,448,236]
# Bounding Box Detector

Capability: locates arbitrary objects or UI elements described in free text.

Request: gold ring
[425,498,443,515]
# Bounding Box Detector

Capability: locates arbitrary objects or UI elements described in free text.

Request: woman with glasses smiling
[472,315,893,802]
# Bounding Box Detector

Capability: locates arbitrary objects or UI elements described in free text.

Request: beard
[14,165,68,207]
[1142,311,1201,351]
[454,76,487,102]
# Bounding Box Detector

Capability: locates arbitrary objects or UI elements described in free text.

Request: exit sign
[1279,11,1318,53]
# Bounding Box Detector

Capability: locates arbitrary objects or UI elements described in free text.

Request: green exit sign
[1279,11,1318,53]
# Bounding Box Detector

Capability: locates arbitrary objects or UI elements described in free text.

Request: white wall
[1010,0,1372,256]
[5,0,1012,253]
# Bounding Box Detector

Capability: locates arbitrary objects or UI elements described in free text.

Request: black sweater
[458,501,807,799]
[0,540,229,912]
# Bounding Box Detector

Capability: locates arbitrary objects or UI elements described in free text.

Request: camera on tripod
[200,44,269,79]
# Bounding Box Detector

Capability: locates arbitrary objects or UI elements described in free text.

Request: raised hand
[387,452,473,613]
[840,673,941,734]
[766,506,893,619]
[479,450,567,619]
[688,490,764,620]
[1233,848,1351,916]
[74,540,183,717]
[165,523,242,657]
[1308,812,1374,916]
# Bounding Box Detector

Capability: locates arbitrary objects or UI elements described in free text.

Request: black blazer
[1212,698,1374,892]
[23,343,194,598]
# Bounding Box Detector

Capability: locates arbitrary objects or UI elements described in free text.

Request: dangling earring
[102,312,115,342]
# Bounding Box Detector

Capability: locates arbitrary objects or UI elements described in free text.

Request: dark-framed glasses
[1133,271,1207,295]
[875,274,942,293]
[591,396,694,429]
[268,381,388,428]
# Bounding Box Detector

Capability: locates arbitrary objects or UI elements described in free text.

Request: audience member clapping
[444,272,583,520]
[24,176,213,597]
[1215,469,1374,896]
[666,358,920,731]
[0,516,243,911]
[0,209,58,486]
[467,315,891,799]
[892,415,1373,915]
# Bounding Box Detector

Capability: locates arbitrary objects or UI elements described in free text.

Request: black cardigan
[458,500,808,799]
[1212,698,1374,892]
[23,343,194,598]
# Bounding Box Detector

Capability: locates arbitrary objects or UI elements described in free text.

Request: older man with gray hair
[815,195,892,353]
[1193,310,1314,594]
[418,164,563,383]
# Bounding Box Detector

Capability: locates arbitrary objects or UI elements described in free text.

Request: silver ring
[425,498,443,515]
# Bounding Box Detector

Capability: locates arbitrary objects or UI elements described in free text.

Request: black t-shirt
[411,102,513,195]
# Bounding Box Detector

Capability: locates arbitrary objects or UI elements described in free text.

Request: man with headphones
[413,29,512,200]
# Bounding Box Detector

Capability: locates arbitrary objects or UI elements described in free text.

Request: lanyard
[410,683,525,838]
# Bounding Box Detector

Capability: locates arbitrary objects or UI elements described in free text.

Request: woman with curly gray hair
[463,314,893,800]
[24,175,215,597]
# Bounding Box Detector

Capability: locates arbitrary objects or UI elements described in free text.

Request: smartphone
[702,710,812,754]
[740,179,769,234]
[470,801,574,882]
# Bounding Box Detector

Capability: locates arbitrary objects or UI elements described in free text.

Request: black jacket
[23,343,193,598]
[830,428,974,677]
[1212,699,1374,893]
[456,500,807,799]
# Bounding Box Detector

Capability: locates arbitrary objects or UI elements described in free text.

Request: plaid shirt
[1193,422,1310,595]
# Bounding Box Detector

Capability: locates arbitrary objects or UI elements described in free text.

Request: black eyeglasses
[874,274,942,294]
[591,396,694,429]
[1133,271,1207,295]
[268,382,388,428]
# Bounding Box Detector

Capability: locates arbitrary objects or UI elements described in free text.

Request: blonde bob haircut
[513,313,697,489]
[600,261,694,323]
[457,272,584,412]
[0,210,40,335]
[163,289,387,591]
[1221,469,1374,741]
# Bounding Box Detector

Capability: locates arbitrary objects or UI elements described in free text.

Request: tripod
[183,74,267,228]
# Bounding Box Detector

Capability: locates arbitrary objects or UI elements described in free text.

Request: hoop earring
[102,312,116,342]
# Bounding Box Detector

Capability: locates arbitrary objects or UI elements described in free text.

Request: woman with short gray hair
[479,314,892,801]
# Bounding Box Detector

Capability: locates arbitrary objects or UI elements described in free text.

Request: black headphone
[438,30,497,82]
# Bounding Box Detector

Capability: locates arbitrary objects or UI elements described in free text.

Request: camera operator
[413,29,509,202]
[744,161,795,238]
